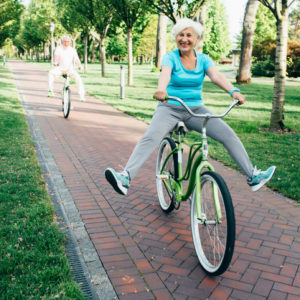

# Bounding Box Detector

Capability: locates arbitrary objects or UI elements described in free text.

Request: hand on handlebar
[154,90,168,102]
[232,91,245,106]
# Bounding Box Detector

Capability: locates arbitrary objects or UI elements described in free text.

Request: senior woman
[105,18,275,196]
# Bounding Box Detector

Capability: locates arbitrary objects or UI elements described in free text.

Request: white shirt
[54,45,79,71]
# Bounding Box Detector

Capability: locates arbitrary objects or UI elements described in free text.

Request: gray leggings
[125,103,253,180]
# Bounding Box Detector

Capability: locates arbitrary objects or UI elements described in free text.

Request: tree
[136,14,158,64]
[288,2,300,40]
[202,0,231,60]
[21,0,60,59]
[236,0,260,84]
[57,0,94,72]
[254,3,277,45]
[258,0,297,131]
[104,0,152,86]
[151,0,207,24]
[91,0,114,77]
[0,0,24,48]
[155,12,167,69]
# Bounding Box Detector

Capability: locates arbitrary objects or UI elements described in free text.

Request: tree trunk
[91,38,96,64]
[84,33,88,73]
[155,12,167,70]
[236,0,259,84]
[99,38,106,77]
[127,28,133,86]
[270,10,289,131]
[195,2,207,53]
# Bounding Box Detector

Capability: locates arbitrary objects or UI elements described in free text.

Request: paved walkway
[10,60,300,300]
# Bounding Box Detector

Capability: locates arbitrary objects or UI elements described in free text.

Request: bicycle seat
[173,121,189,134]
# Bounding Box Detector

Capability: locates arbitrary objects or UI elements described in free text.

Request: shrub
[251,56,275,77]
[252,39,300,77]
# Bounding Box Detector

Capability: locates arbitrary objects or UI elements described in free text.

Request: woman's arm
[206,66,245,105]
[154,66,172,102]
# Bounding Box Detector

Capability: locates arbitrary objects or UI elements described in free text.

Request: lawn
[34,61,300,200]
[0,64,84,299]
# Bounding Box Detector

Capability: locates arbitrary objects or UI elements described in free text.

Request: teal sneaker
[105,168,130,195]
[248,166,276,192]
[48,90,54,97]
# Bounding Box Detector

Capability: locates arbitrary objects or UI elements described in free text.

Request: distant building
[231,49,241,67]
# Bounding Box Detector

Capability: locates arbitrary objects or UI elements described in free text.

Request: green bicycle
[156,96,238,276]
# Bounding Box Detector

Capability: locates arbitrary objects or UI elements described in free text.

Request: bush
[252,39,300,77]
[251,56,275,77]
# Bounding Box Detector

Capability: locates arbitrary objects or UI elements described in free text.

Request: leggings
[125,102,253,180]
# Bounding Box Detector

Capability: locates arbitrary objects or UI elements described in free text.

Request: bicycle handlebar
[165,96,239,119]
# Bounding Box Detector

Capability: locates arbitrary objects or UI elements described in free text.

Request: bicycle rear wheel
[191,171,235,276]
[62,87,71,118]
[156,137,178,213]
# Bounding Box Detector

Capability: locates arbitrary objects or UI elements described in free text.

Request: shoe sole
[251,166,276,192]
[105,169,127,195]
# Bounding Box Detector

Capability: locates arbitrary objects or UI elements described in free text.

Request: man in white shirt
[48,36,85,101]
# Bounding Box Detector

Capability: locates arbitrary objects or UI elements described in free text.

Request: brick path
[10,60,300,300]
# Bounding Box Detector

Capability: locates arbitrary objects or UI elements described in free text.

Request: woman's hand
[232,91,245,106]
[154,90,168,102]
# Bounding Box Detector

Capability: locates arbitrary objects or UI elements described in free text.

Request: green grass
[0,65,84,299]
[34,61,300,200]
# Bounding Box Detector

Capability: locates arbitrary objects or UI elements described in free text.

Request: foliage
[150,0,207,24]
[105,0,152,30]
[203,0,231,60]
[135,15,158,59]
[254,3,276,45]
[288,2,300,40]
[21,0,62,51]
[0,0,24,48]
[57,0,93,35]
[252,39,300,77]
[251,57,275,77]
[106,32,127,60]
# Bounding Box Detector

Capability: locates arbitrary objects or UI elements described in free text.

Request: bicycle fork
[195,162,223,224]
[195,117,222,224]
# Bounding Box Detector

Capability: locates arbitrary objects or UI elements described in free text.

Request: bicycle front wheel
[156,137,178,213]
[191,171,235,276]
[62,87,71,118]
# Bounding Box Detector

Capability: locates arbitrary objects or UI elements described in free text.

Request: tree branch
[258,0,277,19]
[288,0,297,8]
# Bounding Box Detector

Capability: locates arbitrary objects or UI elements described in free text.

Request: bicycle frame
[161,132,219,223]
[160,97,238,223]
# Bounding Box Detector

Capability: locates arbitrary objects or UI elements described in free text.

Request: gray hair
[171,18,203,39]
[61,35,71,42]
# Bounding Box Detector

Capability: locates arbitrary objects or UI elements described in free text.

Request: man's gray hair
[61,35,71,42]
[171,18,203,39]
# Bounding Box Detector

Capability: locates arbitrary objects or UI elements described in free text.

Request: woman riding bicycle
[105,18,275,195]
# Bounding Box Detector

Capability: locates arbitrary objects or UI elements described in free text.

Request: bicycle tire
[63,87,71,118]
[156,137,178,213]
[191,171,235,276]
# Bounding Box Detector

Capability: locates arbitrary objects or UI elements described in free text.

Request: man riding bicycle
[48,36,85,102]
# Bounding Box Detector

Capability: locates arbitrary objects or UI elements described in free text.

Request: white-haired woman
[105,18,275,195]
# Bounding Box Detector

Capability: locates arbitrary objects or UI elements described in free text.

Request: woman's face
[176,27,198,53]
